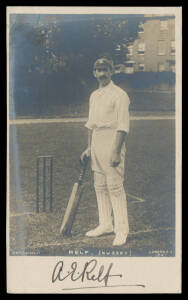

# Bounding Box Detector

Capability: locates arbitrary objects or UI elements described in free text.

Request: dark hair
[94,58,114,72]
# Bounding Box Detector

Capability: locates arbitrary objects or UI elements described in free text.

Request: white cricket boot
[113,232,128,246]
[86,225,113,237]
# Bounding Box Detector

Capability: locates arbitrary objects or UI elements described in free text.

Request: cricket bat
[59,157,89,236]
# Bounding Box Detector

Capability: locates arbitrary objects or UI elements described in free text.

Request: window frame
[158,40,166,56]
[158,62,166,72]
[160,20,168,31]
[169,60,175,72]
[170,41,175,56]
[138,63,145,71]
[138,23,144,34]
[127,45,134,56]
[138,42,145,55]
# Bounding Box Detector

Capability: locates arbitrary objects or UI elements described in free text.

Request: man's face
[93,65,112,83]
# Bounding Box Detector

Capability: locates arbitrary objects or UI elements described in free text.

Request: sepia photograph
[7,6,182,293]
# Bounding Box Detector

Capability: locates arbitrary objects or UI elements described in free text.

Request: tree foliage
[10,14,145,116]
[11,14,145,74]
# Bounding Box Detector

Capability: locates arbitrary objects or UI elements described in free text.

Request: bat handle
[78,157,89,185]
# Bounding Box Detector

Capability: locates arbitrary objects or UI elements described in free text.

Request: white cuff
[117,125,129,133]
[85,122,94,130]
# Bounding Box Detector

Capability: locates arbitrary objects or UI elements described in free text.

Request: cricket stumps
[36,155,53,213]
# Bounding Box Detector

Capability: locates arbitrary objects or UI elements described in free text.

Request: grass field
[12,90,175,119]
[9,118,175,256]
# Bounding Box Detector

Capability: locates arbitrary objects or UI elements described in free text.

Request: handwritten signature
[52,259,146,290]
[52,259,122,287]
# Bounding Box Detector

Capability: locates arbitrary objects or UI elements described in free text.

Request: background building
[124,15,175,74]
[10,14,175,118]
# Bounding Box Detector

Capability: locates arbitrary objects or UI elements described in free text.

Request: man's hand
[110,151,121,168]
[80,147,91,164]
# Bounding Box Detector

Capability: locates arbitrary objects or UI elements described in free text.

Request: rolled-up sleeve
[116,92,130,133]
[85,95,95,130]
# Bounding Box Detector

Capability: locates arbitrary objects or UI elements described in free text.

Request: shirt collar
[98,80,114,92]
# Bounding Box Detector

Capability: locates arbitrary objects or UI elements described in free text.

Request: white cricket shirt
[85,81,130,175]
[85,80,130,133]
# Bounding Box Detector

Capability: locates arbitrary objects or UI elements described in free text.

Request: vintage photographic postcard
[7,6,182,293]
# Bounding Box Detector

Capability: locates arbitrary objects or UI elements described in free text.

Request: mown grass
[9,119,175,256]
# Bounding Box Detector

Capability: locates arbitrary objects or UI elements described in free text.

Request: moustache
[99,75,107,79]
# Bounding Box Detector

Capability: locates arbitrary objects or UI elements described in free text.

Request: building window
[170,41,175,55]
[125,61,135,74]
[158,41,166,55]
[160,20,168,31]
[127,45,133,56]
[138,64,145,71]
[115,44,121,51]
[158,63,166,72]
[169,61,175,72]
[114,64,125,74]
[138,22,144,33]
[138,43,145,55]
[170,64,175,73]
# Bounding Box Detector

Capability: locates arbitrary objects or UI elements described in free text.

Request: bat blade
[60,182,79,234]
[61,185,85,236]
[60,157,89,236]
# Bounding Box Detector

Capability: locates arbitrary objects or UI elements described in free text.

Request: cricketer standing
[81,58,130,246]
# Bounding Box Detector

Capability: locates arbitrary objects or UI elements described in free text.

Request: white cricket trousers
[91,127,129,234]
[94,171,129,234]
